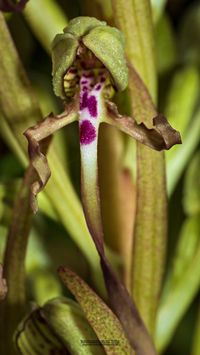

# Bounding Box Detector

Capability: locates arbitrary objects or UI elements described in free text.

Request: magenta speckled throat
[79,72,104,145]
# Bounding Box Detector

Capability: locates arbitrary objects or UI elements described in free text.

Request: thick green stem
[112,0,167,335]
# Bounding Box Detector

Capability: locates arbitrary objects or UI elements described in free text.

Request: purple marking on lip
[96,84,101,91]
[83,86,88,91]
[80,92,88,110]
[80,120,96,145]
[80,92,98,118]
[87,95,97,117]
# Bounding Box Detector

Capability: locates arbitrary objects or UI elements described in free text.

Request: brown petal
[24,105,78,213]
[106,101,181,151]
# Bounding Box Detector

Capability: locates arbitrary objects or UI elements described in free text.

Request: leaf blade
[58,266,134,355]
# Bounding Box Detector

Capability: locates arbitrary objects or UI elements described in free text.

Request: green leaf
[167,107,200,195]
[178,3,200,65]
[165,66,199,158]
[155,14,177,73]
[183,151,200,216]
[156,216,200,352]
[58,267,134,355]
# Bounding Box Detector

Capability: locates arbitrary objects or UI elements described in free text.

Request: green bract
[52,16,128,99]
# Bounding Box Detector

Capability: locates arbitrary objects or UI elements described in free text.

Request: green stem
[112,0,167,335]
[24,0,67,54]
[0,167,34,354]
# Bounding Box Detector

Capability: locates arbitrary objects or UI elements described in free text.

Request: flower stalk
[0,166,35,354]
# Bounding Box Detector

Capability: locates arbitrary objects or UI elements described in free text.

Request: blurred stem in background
[151,0,167,23]
[112,0,167,336]
[0,166,34,354]
[192,305,200,355]
[156,150,200,352]
[24,0,67,54]
[164,66,200,195]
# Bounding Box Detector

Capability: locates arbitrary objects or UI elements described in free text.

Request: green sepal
[51,17,128,99]
[83,25,128,91]
[64,16,106,37]
[52,33,79,99]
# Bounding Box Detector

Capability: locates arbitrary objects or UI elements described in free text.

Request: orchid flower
[24,17,181,353]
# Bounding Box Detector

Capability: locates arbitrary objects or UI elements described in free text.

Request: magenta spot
[80,92,88,110]
[80,120,96,145]
[96,84,101,91]
[80,93,98,118]
[82,80,87,84]
[87,95,97,117]
[83,86,88,91]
